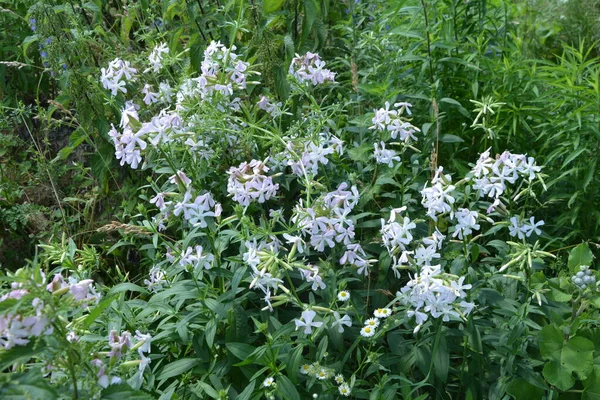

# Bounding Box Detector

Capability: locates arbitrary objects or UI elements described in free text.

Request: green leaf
[277,375,300,400]
[0,368,59,399]
[506,378,545,399]
[433,334,449,383]
[543,360,576,391]
[107,283,149,296]
[583,366,600,399]
[440,134,464,143]
[264,0,285,13]
[83,295,117,329]
[562,336,595,380]
[205,319,217,348]
[195,381,219,399]
[0,342,44,371]
[158,358,201,381]
[539,324,564,360]
[288,345,304,384]
[100,383,154,399]
[568,243,594,270]
[22,35,39,60]
[226,343,256,361]
[236,380,255,400]
[301,0,317,43]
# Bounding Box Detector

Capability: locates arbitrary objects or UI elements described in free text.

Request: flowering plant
[2,15,600,400]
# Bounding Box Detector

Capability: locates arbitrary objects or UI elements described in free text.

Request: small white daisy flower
[337,290,350,302]
[374,308,392,318]
[339,383,351,396]
[300,364,312,375]
[263,377,275,387]
[334,374,345,384]
[360,325,376,337]
[365,317,380,328]
[316,367,329,380]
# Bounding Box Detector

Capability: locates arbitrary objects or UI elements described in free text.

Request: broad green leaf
[236,380,255,400]
[433,334,449,383]
[539,324,564,360]
[0,342,44,371]
[562,336,594,380]
[226,342,256,361]
[0,368,58,399]
[288,345,304,384]
[107,283,149,296]
[158,358,201,381]
[277,375,300,400]
[568,243,594,270]
[100,383,154,399]
[263,0,285,13]
[506,378,545,399]
[543,360,575,391]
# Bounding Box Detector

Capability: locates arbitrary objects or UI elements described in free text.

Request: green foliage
[0,0,599,399]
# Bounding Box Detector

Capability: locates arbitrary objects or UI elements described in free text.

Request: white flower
[373,141,401,167]
[374,308,392,318]
[331,312,352,333]
[452,208,480,240]
[289,52,336,85]
[263,377,275,387]
[360,325,376,337]
[337,290,350,302]
[339,383,351,397]
[147,42,169,73]
[300,364,312,375]
[294,310,323,334]
[364,318,380,328]
[134,331,152,354]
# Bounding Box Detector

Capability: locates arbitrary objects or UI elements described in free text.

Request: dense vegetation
[1,0,599,399]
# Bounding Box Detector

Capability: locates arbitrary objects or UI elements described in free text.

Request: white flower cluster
[280,132,343,177]
[373,141,401,167]
[173,191,219,228]
[292,308,354,338]
[508,215,545,239]
[0,298,53,350]
[396,265,474,333]
[572,266,596,290]
[47,274,101,306]
[93,329,152,388]
[180,245,215,271]
[243,238,285,311]
[176,40,249,106]
[381,207,416,261]
[227,159,279,206]
[420,167,456,221]
[100,58,138,96]
[139,109,182,147]
[257,95,283,118]
[292,183,369,273]
[146,42,168,73]
[108,103,146,169]
[470,148,541,201]
[288,52,336,85]
[144,266,168,293]
[381,205,446,274]
[453,208,480,240]
[370,101,419,142]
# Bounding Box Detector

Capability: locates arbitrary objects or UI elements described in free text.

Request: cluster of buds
[572,266,596,290]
